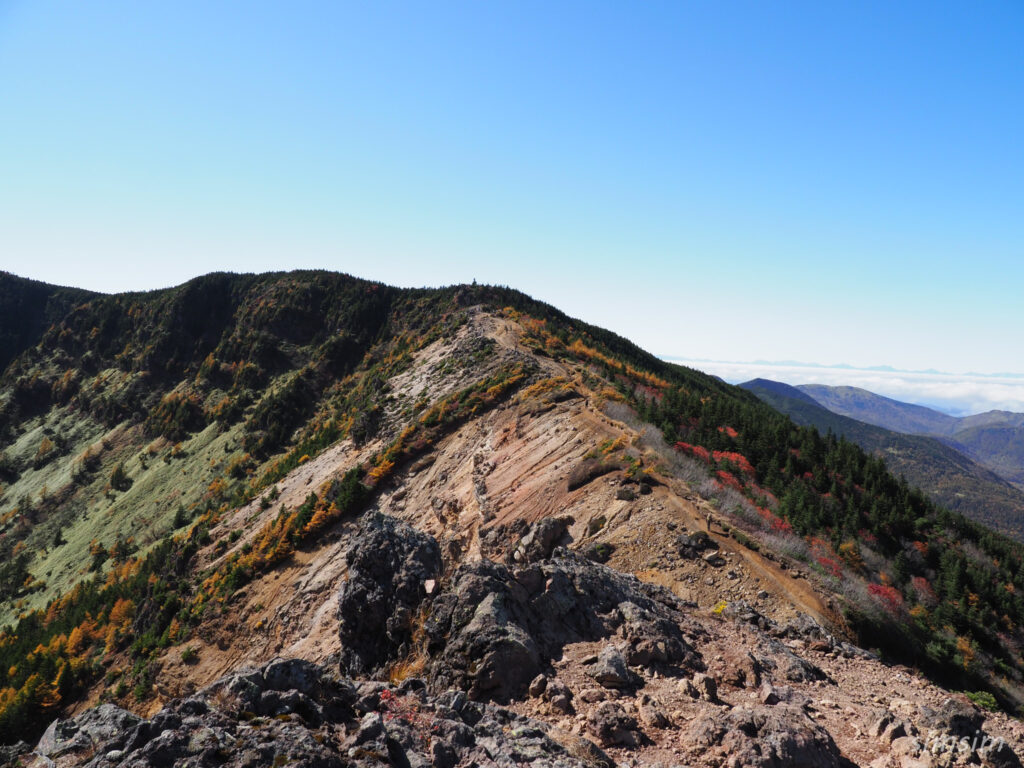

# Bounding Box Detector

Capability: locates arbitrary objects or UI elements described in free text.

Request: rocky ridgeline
[11,517,1022,768]
[338,515,702,704]
[14,658,609,768]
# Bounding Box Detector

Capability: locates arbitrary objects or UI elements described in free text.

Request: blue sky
[1,1,1021,375]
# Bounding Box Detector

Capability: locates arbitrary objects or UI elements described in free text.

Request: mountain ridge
[798,384,961,435]
[798,383,1024,489]
[1,271,1023,766]
[741,379,1024,540]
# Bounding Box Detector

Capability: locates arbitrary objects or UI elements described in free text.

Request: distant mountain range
[795,384,1024,487]
[742,379,1024,540]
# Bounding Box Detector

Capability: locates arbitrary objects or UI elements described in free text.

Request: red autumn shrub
[816,556,842,578]
[715,469,743,492]
[868,583,904,615]
[712,450,755,477]
[674,442,710,463]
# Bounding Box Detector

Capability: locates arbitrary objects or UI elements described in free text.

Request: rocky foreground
[7,516,1022,768]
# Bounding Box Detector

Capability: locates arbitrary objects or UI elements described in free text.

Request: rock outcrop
[27,659,612,768]
[422,546,702,702]
[337,515,441,678]
[688,704,843,768]
[506,517,572,565]
[335,517,703,703]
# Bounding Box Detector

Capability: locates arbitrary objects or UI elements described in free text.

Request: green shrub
[567,459,621,491]
[731,529,759,551]
[109,463,132,492]
[965,690,999,712]
[146,392,206,441]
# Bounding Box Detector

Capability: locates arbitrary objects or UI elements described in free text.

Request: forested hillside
[801,382,1024,491]
[743,378,1024,540]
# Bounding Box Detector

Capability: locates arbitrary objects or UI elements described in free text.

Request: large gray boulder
[33,704,142,765]
[587,646,635,689]
[506,516,572,564]
[337,515,441,678]
[688,704,843,768]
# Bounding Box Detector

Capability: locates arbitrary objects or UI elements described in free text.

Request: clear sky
[1,1,1021,374]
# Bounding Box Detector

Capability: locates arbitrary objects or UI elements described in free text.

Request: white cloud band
[666,359,1024,417]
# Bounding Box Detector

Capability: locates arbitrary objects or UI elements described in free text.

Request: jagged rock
[724,600,771,630]
[777,613,832,642]
[987,739,1024,768]
[637,694,670,729]
[32,659,612,768]
[889,735,921,759]
[869,711,895,740]
[34,703,142,764]
[691,672,718,702]
[911,697,1022,768]
[0,742,29,766]
[423,545,701,702]
[758,683,810,709]
[781,651,826,687]
[507,517,572,564]
[844,642,878,660]
[587,646,635,689]
[587,701,641,747]
[757,637,829,683]
[355,710,385,742]
[868,708,892,741]
[480,519,529,558]
[544,680,574,714]
[917,697,984,739]
[546,728,616,768]
[723,649,763,688]
[617,601,692,667]
[688,704,843,768]
[263,657,328,698]
[529,674,548,697]
[703,551,726,567]
[337,515,441,678]
[676,531,716,559]
[578,688,608,704]
[760,681,782,705]
[425,568,543,701]
[881,719,908,744]
[678,678,700,699]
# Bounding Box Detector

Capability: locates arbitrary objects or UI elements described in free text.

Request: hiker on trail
[705,512,713,532]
